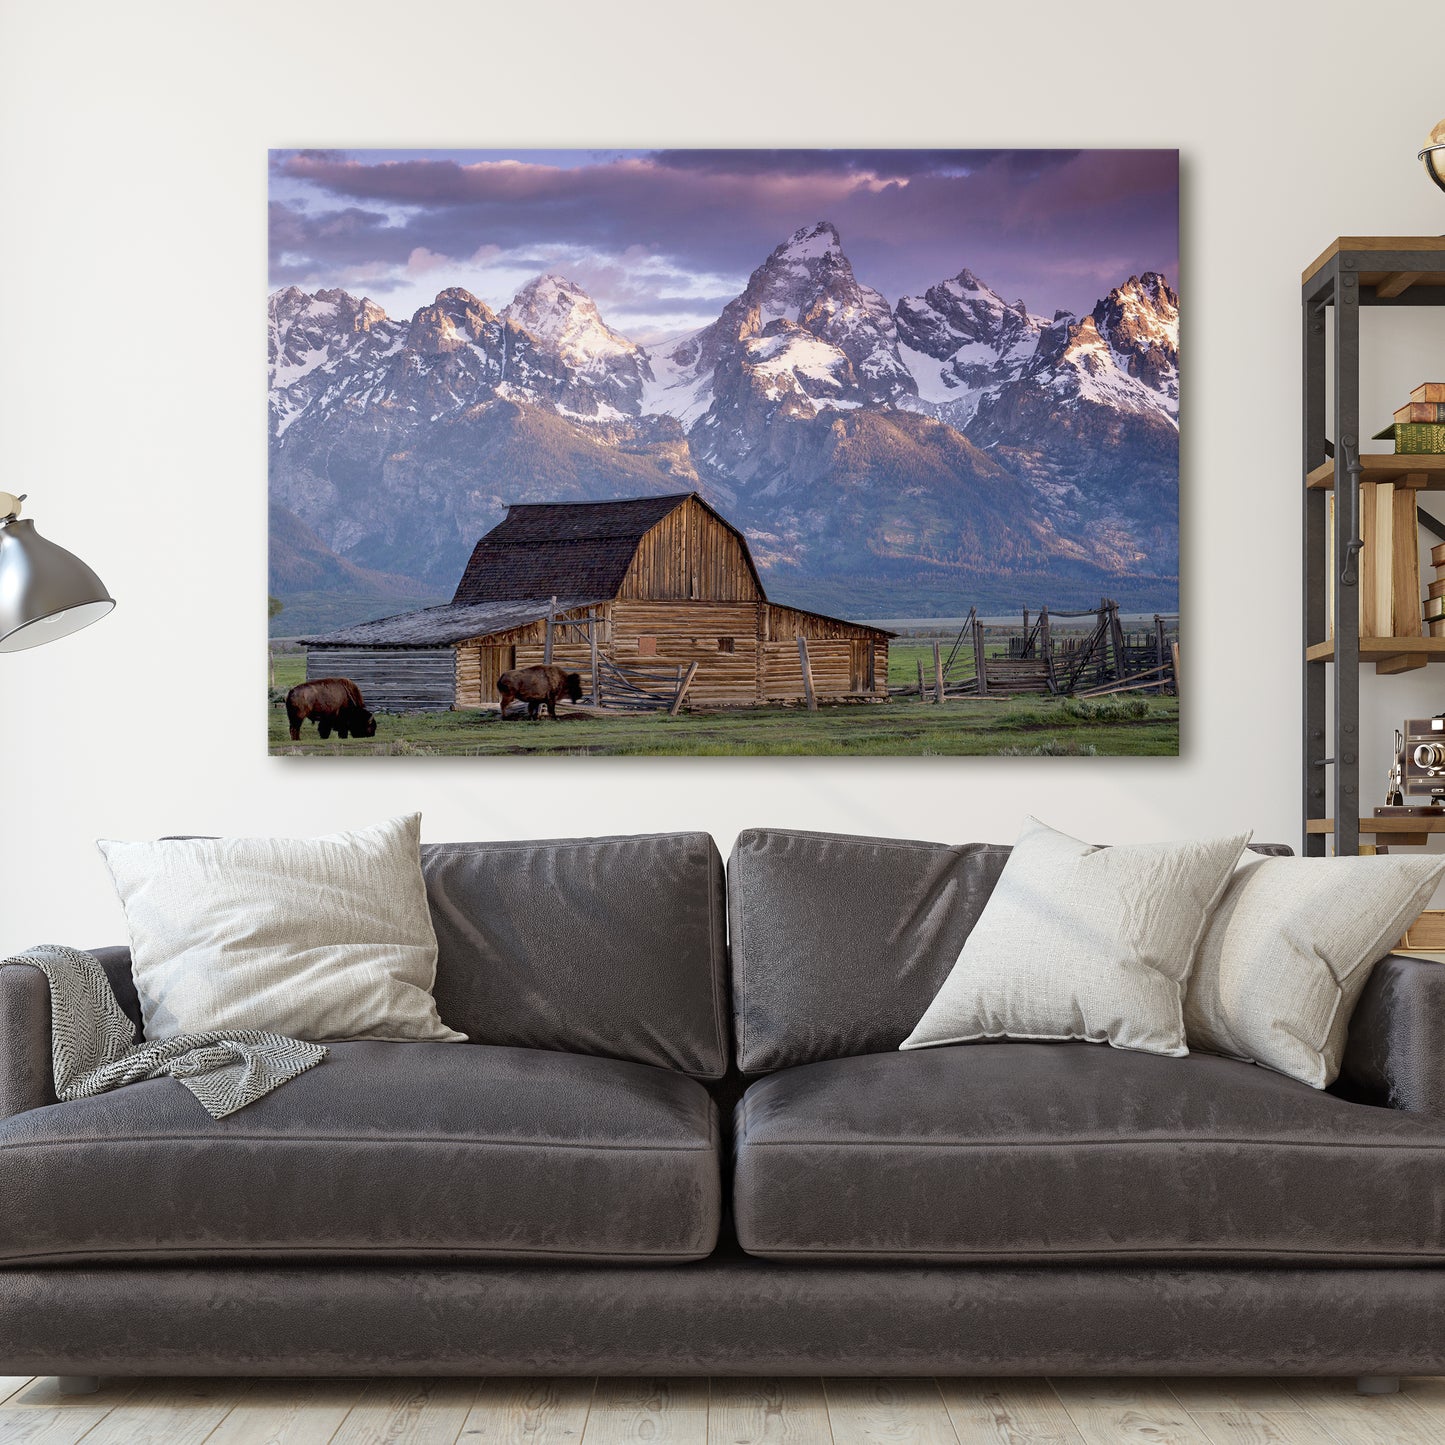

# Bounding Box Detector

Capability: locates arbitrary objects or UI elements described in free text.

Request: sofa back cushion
[728,828,1011,1073]
[728,827,1292,1074]
[422,831,728,1079]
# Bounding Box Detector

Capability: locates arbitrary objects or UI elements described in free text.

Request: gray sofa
[2,826,1445,1383]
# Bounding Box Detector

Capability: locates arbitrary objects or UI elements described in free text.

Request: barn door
[850,640,873,693]
[479,645,515,707]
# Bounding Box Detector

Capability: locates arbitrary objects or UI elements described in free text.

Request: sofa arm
[0,961,56,1119]
[1339,954,1445,1115]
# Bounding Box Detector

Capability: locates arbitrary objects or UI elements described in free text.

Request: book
[1412,383,1445,404]
[1432,618,1445,636]
[1396,402,1445,423]
[1392,483,1421,636]
[1370,423,1445,453]
[1361,481,1378,635]
[1431,578,1445,600]
[1433,541,1445,569]
[1376,481,1396,631]
[1424,595,1445,621]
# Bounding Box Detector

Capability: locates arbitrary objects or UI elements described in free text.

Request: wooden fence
[894,601,1179,701]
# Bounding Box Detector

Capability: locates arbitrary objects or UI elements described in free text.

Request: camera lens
[1415,742,1445,770]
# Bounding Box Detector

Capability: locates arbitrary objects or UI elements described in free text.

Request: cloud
[269,149,1178,325]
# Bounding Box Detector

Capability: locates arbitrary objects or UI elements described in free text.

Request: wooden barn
[299,494,892,712]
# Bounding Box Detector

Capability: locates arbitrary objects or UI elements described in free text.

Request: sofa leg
[1356,1376,1400,1395]
[56,1376,100,1395]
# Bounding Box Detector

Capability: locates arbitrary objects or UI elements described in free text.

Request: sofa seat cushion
[733,1043,1445,1264]
[0,1042,720,1266]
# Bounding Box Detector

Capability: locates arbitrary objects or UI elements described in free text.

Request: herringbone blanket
[1,944,327,1118]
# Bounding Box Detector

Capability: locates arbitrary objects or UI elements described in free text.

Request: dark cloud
[270,149,1178,323]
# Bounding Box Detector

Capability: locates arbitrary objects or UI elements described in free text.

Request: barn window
[637,635,657,655]
[718,637,735,652]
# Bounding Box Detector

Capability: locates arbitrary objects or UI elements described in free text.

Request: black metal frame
[1302,245,1445,856]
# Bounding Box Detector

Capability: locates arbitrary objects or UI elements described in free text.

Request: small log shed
[299,493,892,711]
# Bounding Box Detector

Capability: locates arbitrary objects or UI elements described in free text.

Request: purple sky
[269,149,1179,340]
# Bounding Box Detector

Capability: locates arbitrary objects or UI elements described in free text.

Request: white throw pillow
[98,813,464,1043]
[1185,853,1445,1088]
[900,817,1250,1057]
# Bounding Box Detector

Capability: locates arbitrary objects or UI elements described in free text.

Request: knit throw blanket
[2,944,327,1118]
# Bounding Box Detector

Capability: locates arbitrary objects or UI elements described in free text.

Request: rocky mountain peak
[409,289,495,352]
[502,273,637,366]
[1089,272,1179,401]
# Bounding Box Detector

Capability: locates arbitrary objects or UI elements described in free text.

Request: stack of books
[1374,382,1445,454]
[1327,477,1422,638]
[1427,542,1445,635]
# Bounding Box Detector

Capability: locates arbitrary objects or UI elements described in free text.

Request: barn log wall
[305,647,456,712]
[453,605,598,707]
[603,601,761,704]
[617,497,762,603]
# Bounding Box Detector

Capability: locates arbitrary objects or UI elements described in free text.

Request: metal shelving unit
[1302,237,1445,855]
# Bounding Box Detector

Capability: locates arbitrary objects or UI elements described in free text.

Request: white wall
[1,0,1442,948]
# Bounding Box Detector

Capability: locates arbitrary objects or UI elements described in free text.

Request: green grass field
[269,651,1179,757]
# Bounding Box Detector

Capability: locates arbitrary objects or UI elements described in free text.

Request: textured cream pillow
[1185,853,1445,1088]
[901,817,1250,1057]
[98,813,463,1043]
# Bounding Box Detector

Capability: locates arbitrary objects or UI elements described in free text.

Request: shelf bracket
[1340,438,1365,586]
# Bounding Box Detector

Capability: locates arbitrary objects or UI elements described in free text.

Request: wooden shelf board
[1307,816,1445,836]
[1307,454,1445,490]
[1302,236,1445,286]
[1306,636,1445,667]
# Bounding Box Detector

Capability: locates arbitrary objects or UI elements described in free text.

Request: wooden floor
[3,1375,1445,1445]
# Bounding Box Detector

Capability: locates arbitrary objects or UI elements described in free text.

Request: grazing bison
[286,678,378,742]
[497,665,584,720]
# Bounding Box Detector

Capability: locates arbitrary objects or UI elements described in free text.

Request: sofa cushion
[727,828,1295,1074]
[0,1042,720,1266]
[728,828,1011,1072]
[733,1042,1445,1263]
[423,832,729,1078]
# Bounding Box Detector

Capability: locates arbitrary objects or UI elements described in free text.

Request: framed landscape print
[268,148,1179,756]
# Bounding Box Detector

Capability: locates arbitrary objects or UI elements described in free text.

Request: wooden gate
[476,645,515,705]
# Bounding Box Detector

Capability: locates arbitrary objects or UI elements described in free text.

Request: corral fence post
[797,636,818,711]
[933,641,945,704]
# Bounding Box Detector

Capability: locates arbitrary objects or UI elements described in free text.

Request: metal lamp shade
[0,518,114,652]
[1422,120,1445,194]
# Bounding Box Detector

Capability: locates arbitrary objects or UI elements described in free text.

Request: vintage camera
[1391,718,1445,808]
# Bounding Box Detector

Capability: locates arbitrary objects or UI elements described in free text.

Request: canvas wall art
[268,148,1180,756]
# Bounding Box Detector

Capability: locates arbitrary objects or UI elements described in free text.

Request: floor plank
[1162,1383,1306,1415]
[0,1406,113,1445]
[1049,1379,1212,1445]
[203,1378,365,1444]
[582,1379,709,1445]
[824,1378,960,1445]
[459,1379,595,1445]
[937,1379,1083,1444]
[0,1378,35,1406]
[1279,1378,1445,1444]
[330,1378,482,1445]
[78,1376,253,1445]
[708,1379,832,1445]
[1183,1410,1339,1445]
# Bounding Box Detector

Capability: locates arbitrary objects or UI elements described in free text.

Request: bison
[286,678,378,742]
[497,664,584,720]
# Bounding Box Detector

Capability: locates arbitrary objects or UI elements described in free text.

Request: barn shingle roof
[451,493,697,604]
[300,597,602,649]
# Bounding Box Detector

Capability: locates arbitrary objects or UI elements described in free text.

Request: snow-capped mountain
[501,274,652,416]
[894,270,1048,423]
[268,286,408,438]
[268,225,1180,626]
[648,222,916,425]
